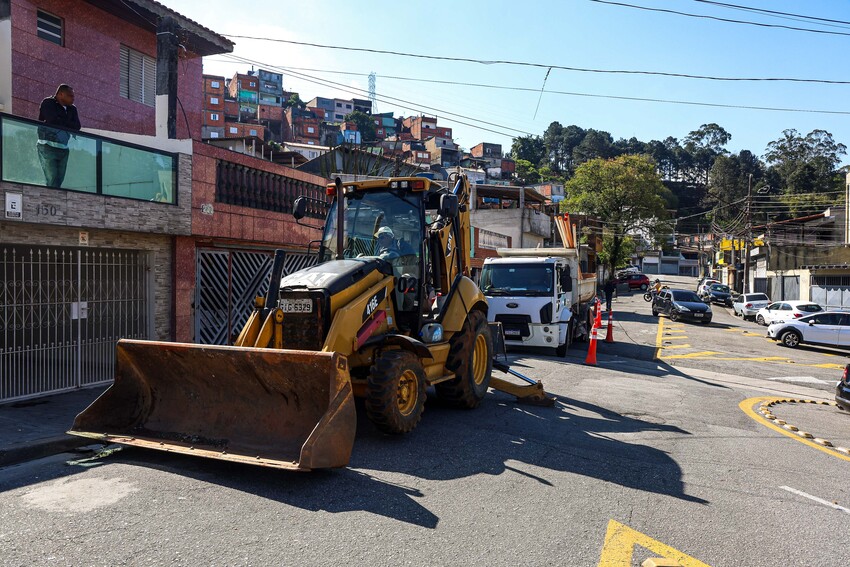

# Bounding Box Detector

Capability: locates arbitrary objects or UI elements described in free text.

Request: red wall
[11,0,203,139]
[172,142,328,341]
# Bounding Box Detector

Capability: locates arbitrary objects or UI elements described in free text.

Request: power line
[206,59,850,117]
[691,1,850,28]
[589,0,850,38]
[220,53,531,138]
[220,35,850,85]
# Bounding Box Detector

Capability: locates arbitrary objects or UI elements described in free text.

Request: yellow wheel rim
[397,369,419,416]
[472,333,488,386]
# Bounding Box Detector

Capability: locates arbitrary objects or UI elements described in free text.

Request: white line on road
[780,486,850,514]
[768,376,830,385]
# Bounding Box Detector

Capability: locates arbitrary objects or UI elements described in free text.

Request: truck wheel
[366,350,426,434]
[437,311,493,408]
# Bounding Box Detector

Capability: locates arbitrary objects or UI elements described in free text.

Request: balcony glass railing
[0,113,176,204]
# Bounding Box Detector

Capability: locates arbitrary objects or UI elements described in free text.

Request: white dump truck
[479,214,598,356]
[480,247,597,356]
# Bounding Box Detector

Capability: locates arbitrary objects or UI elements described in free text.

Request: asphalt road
[1,275,849,567]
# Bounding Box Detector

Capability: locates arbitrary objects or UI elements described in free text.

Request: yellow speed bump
[739,397,850,463]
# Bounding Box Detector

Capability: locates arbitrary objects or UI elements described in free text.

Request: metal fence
[1,245,149,402]
[195,249,317,345]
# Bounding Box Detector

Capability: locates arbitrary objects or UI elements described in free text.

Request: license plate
[693,313,703,318]
[504,329,521,336]
[281,299,313,313]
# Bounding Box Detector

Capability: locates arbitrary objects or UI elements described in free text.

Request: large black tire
[365,350,426,434]
[436,311,493,408]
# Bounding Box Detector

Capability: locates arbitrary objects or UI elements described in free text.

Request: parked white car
[767,312,850,348]
[697,279,719,296]
[732,293,770,319]
[755,300,823,326]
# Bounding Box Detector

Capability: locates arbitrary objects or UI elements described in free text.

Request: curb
[0,434,94,467]
[757,399,850,455]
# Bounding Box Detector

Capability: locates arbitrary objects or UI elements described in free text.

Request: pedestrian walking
[604,277,615,311]
[37,84,81,188]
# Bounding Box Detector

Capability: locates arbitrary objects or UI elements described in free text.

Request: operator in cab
[375,226,400,261]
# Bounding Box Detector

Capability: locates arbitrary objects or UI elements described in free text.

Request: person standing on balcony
[37,84,81,188]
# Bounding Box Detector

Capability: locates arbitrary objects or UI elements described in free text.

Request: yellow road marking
[654,317,665,360]
[811,363,846,369]
[664,351,723,359]
[598,519,713,567]
[662,335,689,341]
[739,397,850,463]
[661,343,692,350]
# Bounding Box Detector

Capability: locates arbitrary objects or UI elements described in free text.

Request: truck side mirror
[439,194,458,218]
[293,196,307,220]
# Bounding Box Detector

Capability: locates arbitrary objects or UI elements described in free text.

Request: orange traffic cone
[585,306,602,366]
[605,310,614,343]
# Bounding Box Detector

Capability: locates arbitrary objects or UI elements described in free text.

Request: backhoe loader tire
[366,350,426,434]
[437,311,493,409]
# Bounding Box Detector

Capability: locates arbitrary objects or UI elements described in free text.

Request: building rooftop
[84,0,234,56]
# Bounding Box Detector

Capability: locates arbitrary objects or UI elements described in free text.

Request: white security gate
[1,245,150,402]
[811,275,850,311]
[195,248,316,345]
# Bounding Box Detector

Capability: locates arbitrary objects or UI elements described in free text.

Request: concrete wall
[471,209,544,249]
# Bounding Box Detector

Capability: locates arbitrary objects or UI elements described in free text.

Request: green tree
[704,150,764,223]
[598,233,636,274]
[511,135,546,165]
[543,122,586,176]
[572,129,615,166]
[344,110,377,142]
[514,159,541,185]
[283,93,306,110]
[764,129,846,195]
[683,123,731,186]
[563,155,669,277]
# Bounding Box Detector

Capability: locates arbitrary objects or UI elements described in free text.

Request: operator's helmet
[375,226,395,238]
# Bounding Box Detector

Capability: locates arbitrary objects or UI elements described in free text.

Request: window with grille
[119,45,156,106]
[37,10,63,46]
[210,113,219,121]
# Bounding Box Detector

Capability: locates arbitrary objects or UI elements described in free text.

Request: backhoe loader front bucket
[69,340,356,471]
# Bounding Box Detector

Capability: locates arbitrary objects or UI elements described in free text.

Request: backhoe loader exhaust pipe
[69,340,356,471]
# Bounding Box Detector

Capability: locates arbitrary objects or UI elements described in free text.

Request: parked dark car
[836,363,850,412]
[701,283,733,306]
[617,273,650,290]
[652,288,712,324]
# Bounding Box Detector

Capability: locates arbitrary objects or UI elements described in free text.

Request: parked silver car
[732,292,770,320]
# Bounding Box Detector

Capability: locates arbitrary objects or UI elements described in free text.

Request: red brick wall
[223,121,264,140]
[173,143,328,341]
[258,104,282,121]
[11,0,203,138]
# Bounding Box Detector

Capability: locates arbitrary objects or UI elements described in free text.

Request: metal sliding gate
[195,249,316,345]
[1,245,150,403]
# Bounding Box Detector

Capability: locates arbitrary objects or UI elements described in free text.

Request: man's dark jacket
[38,97,81,145]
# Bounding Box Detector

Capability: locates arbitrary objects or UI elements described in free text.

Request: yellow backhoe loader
[70,174,553,471]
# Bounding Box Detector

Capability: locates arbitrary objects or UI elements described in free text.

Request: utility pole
[743,173,753,294]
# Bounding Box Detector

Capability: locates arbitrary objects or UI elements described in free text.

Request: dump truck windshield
[480,264,554,297]
[320,190,423,265]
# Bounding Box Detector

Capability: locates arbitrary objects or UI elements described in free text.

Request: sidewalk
[0,386,106,467]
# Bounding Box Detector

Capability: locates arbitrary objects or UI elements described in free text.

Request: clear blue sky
[170,0,850,163]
